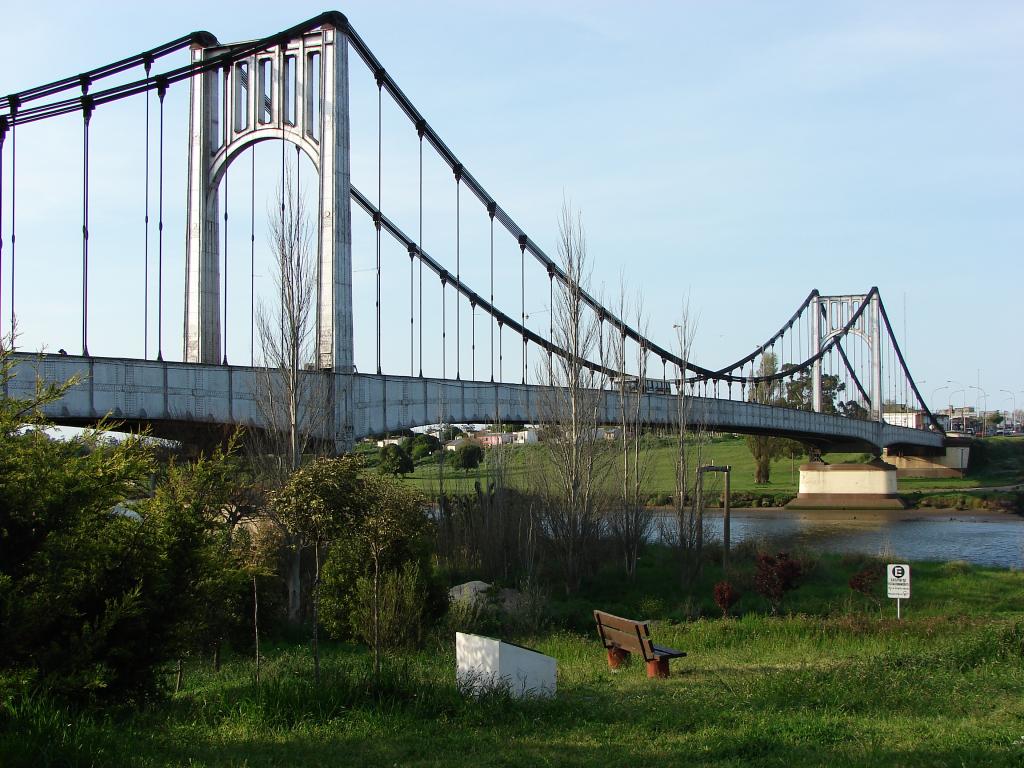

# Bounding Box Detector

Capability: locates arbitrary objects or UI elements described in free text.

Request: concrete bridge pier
[882,442,970,479]
[787,460,905,510]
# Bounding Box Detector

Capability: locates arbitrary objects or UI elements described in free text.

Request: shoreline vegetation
[4,547,1023,767]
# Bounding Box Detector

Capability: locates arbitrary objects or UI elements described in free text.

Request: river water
[652,509,1024,569]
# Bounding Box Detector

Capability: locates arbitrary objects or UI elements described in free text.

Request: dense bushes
[0,349,259,701]
[0,347,448,703]
[316,471,445,648]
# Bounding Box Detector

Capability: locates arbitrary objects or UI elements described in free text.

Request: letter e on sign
[887,563,911,599]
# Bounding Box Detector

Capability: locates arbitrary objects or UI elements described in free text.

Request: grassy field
[367,435,1024,504]
[4,551,1023,767]
[365,436,861,499]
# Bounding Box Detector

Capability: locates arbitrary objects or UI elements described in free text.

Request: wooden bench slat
[594,609,686,671]
[594,610,648,634]
[594,610,658,660]
[597,624,650,657]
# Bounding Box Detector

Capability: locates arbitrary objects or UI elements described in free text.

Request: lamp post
[1001,389,1016,432]
[970,385,988,436]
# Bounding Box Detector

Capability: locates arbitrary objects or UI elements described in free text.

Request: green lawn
[377,436,1024,504]
[5,553,1023,767]
[385,436,863,499]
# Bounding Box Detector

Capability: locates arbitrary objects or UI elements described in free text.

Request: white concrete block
[455,632,556,699]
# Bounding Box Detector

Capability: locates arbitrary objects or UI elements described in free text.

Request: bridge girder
[7,354,944,455]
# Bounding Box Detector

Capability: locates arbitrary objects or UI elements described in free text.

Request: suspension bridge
[0,11,946,464]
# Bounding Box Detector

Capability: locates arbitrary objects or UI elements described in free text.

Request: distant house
[476,431,514,447]
[376,437,405,448]
[512,428,538,444]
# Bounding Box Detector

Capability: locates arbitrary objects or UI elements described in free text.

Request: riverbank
[4,556,1022,766]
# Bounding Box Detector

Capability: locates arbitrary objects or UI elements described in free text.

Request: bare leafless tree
[672,300,711,586]
[607,283,654,580]
[249,164,331,625]
[534,203,611,593]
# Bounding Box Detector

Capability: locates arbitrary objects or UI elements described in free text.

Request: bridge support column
[882,443,970,478]
[184,44,222,364]
[319,24,354,453]
[318,24,354,377]
[787,460,904,510]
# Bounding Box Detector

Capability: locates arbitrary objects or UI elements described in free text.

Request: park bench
[593,609,686,678]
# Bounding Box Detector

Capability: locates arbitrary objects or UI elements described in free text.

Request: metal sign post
[698,464,732,570]
[887,563,911,619]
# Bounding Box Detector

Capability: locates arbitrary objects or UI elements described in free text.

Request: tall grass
[3,549,1023,767]
[4,612,1022,766]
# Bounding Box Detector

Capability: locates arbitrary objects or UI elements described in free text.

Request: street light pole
[970,385,988,436]
[1000,389,1016,432]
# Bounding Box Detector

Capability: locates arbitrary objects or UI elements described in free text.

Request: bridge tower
[185,19,353,374]
[810,292,884,422]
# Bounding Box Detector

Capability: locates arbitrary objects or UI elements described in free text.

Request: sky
[1,1,1021,416]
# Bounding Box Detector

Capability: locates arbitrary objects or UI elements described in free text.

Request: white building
[512,428,538,444]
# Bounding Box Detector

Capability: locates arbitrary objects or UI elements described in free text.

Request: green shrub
[319,479,445,644]
[379,443,414,475]
[350,562,430,650]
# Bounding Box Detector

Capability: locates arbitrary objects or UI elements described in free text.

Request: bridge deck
[5,354,944,453]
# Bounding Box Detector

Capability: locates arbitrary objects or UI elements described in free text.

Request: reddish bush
[848,566,880,604]
[754,552,803,613]
[713,580,741,618]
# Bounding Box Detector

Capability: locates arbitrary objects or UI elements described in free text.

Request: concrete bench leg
[607,648,629,670]
[646,658,670,679]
